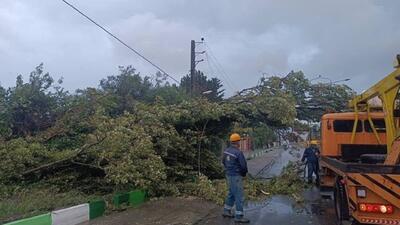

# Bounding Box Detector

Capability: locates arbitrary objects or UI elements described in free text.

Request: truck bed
[321,156,400,174]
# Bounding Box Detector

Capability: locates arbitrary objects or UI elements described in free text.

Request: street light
[332,78,351,84]
[310,75,351,85]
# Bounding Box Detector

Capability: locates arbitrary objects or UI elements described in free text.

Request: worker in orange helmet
[222,133,249,223]
[302,140,320,184]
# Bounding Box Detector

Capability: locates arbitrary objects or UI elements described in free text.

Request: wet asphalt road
[198,145,338,225]
[83,145,342,225]
[198,188,337,225]
[245,189,336,225]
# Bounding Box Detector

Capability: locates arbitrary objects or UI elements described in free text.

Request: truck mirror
[327,120,332,130]
[395,54,400,68]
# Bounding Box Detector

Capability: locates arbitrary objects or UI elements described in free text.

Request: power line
[207,52,236,92]
[205,53,231,93]
[204,43,239,91]
[60,0,179,84]
[204,43,238,90]
[205,52,234,92]
[205,53,215,78]
[204,50,233,90]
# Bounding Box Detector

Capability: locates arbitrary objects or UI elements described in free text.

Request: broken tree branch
[20,137,106,176]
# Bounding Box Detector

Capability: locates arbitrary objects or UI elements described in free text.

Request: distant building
[239,136,253,152]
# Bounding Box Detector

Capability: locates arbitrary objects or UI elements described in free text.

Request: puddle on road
[246,145,310,215]
[239,145,337,225]
[198,148,337,225]
[245,196,298,214]
[243,187,336,225]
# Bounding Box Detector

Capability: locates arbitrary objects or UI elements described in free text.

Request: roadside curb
[4,190,147,225]
[246,146,278,160]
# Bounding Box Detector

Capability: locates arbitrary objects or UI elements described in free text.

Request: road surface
[196,187,336,225]
[81,190,336,225]
[81,145,340,225]
[195,145,337,225]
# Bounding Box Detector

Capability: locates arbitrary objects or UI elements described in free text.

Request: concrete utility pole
[190,38,205,97]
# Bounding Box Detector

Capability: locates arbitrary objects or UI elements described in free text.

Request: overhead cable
[60,0,179,83]
[204,43,239,91]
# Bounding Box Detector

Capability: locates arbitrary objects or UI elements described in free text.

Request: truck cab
[320,112,387,187]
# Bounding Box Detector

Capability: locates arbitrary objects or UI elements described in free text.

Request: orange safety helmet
[230,133,241,142]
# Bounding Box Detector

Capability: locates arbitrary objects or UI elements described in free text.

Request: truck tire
[334,177,350,224]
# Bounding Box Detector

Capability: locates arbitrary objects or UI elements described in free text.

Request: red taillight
[387,205,394,214]
[359,203,394,214]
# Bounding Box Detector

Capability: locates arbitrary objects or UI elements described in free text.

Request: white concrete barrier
[51,204,89,225]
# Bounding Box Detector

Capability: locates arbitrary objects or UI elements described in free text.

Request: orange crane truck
[319,55,400,225]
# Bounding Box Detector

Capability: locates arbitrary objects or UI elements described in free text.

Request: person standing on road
[222,133,250,223]
[301,140,320,184]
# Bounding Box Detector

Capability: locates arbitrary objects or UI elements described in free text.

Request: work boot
[307,179,312,184]
[222,209,234,218]
[234,215,250,223]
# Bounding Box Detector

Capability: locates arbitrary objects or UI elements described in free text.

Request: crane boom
[348,55,400,165]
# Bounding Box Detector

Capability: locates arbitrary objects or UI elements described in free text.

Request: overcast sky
[0,0,399,95]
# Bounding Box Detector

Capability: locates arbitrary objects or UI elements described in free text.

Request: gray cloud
[0,0,399,94]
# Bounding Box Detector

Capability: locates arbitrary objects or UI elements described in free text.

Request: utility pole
[190,38,205,97]
[190,40,196,97]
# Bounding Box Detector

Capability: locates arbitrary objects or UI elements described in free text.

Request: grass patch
[0,184,99,224]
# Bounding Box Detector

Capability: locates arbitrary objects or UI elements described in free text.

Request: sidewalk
[79,197,218,225]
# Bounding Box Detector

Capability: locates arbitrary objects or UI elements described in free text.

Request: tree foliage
[180,70,224,101]
[306,83,355,121]
[249,125,276,149]
[1,64,68,138]
[99,66,152,114]
[254,71,355,122]
[233,75,297,128]
[283,71,355,121]
[0,85,9,138]
[0,64,245,195]
[2,64,347,199]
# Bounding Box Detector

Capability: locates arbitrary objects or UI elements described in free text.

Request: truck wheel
[334,177,350,224]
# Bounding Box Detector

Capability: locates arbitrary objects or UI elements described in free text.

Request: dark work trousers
[307,161,319,182]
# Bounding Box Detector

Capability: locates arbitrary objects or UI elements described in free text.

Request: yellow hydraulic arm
[349,55,400,165]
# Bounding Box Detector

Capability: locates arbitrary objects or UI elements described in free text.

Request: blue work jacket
[302,147,320,163]
[222,146,248,177]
